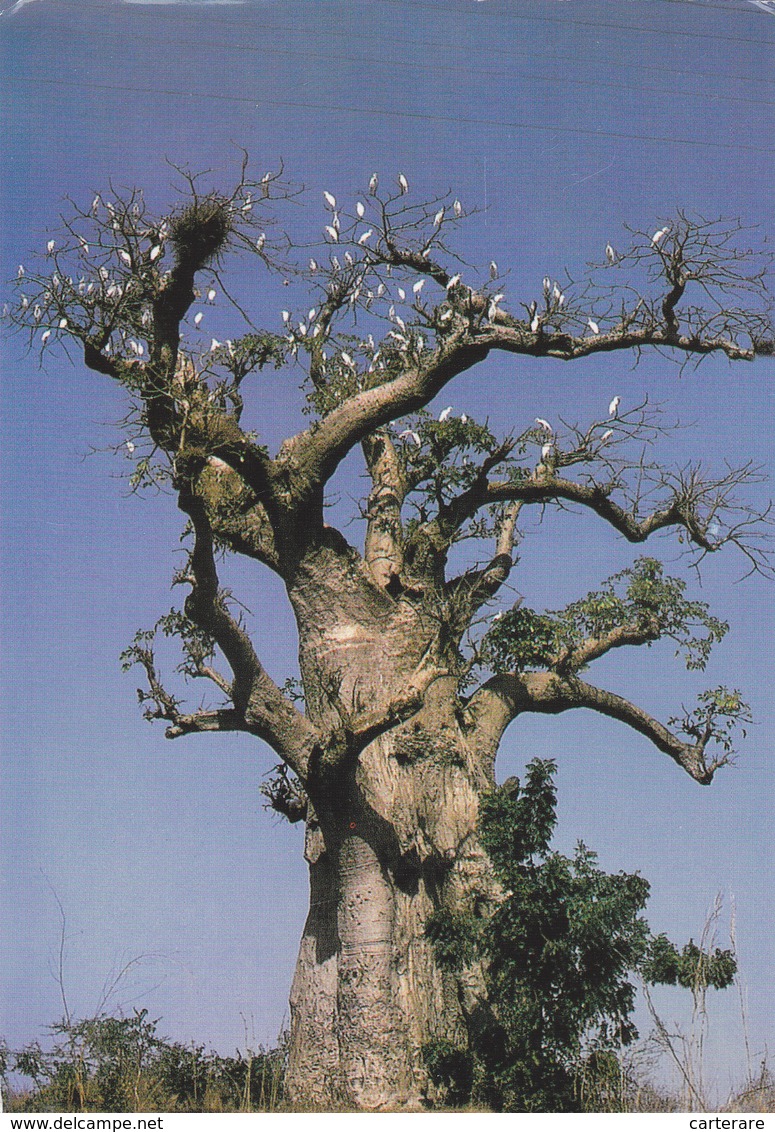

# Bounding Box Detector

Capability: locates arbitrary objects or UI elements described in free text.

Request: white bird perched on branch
[530,313,540,333]
[535,417,552,433]
[608,396,621,417]
[58,318,68,329]
[489,261,498,280]
[207,288,217,302]
[41,330,51,345]
[210,338,222,352]
[194,312,204,327]
[600,429,613,442]
[149,245,161,262]
[651,227,670,245]
[324,225,339,242]
[357,229,373,245]
[323,191,337,209]
[256,233,266,251]
[369,172,379,195]
[413,279,425,295]
[309,258,318,272]
[46,240,55,255]
[91,194,101,214]
[433,207,445,228]
[543,276,552,295]
[120,250,132,266]
[605,243,618,265]
[439,406,453,421]
[397,172,409,194]
[446,273,461,290]
[541,442,554,461]
[399,429,421,446]
[356,201,366,219]
[587,319,600,335]
[17,264,25,278]
[453,198,463,218]
[126,440,136,455]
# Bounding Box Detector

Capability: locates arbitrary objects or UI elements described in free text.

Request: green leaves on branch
[669,686,751,756]
[641,934,736,991]
[483,557,729,674]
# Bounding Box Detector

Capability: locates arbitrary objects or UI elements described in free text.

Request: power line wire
[10,24,775,107]
[378,0,775,47]
[8,73,773,154]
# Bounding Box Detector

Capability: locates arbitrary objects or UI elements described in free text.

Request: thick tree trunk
[285,687,496,1110]
[278,548,499,1110]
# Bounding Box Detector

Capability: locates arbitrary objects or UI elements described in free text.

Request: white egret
[309,258,318,272]
[91,194,101,214]
[41,330,51,345]
[446,273,461,290]
[58,318,68,329]
[46,240,55,255]
[397,172,409,194]
[17,265,25,278]
[412,279,425,294]
[207,288,216,302]
[344,251,354,266]
[341,352,354,366]
[323,191,337,209]
[543,276,552,295]
[530,313,540,333]
[369,173,379,195]
[541,442,554,461]
[535,418,552,433]
[587,319,600,335]
[433,207,445,228]
[605,243,617,264]
[33,305,42,321]
[399,429,421,446]
[489,260,498,279]
[397,287,406,301]
[324,225,339,242]
[608,395,621,417]
[126,440,136,455]
[149,245,161,262]
[600,429,613,442]
[210,338,222,352]
[194,312,204,327]
[256,233,266,251]
[119,250,132,266]
[453,199,463,218]
[308,308,317,321]
[651,227,670,245]
[356,201,366,218]
[281,310,291,322]
[19,294,29,310]
[357,229,373,245]
[439,406,453,421]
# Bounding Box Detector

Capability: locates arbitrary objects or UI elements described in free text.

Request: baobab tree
[9,165,773,1110]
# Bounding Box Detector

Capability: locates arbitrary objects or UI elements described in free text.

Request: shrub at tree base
[424,759,736,1112]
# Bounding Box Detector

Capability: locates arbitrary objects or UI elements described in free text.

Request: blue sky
[1,0,773,1103]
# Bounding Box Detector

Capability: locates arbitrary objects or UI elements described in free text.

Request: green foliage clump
[3,1010,286,1113]
[423,759,736,1112]
[482,557,729,675]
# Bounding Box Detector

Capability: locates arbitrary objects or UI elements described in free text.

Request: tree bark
[283,569,495,1109]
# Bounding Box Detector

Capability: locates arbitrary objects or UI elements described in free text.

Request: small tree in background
[425,758,737,1111]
